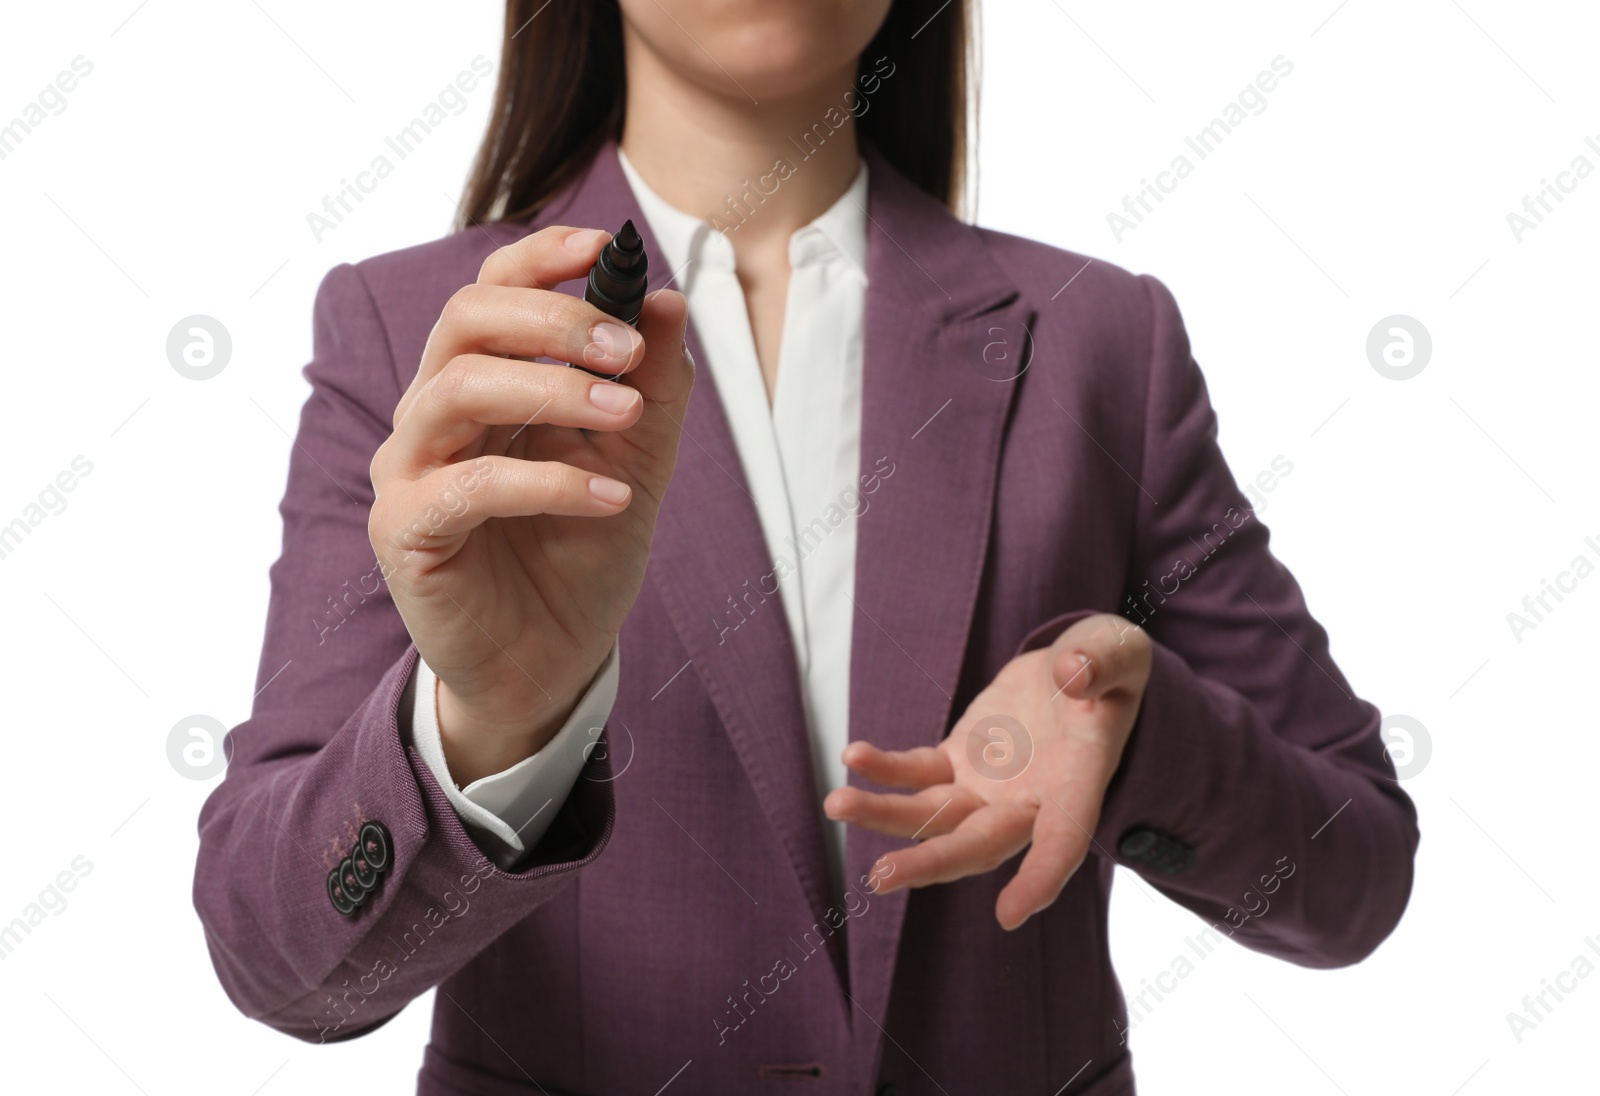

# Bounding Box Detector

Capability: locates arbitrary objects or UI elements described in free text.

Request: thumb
[628,288,694,410]
[1050,613,1148,700]
[602,289,694,495]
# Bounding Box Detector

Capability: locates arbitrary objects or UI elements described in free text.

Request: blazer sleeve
[192,263,616,1042]
[1018,274,1418,969]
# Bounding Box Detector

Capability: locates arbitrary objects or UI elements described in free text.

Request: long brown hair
[456,1,977,230]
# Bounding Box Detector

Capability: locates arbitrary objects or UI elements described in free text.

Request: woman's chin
[714,30,853,90]
[630,1,882,103]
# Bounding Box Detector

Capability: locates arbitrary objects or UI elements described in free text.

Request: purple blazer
[195,138,1417,1096]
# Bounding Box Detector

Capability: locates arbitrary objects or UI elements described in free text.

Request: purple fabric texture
[193,139,1418,1096]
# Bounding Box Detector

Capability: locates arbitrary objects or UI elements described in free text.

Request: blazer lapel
[547,142,852,1003]
[844,143,1035,1057]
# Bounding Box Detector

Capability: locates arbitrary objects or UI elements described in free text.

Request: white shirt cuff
[406,643,619,868]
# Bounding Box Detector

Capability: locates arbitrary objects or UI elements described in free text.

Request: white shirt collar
[616,145,868,287]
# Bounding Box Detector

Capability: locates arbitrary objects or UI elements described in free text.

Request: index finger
[840,743,954,790]
[477,224,612,289]
[394,225,628,426]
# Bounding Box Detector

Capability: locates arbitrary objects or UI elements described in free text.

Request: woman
[194,2,1418,1093]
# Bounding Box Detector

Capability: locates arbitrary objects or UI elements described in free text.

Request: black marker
[577,219,649,380]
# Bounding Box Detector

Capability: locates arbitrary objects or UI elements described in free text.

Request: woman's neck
[618,37,863,265]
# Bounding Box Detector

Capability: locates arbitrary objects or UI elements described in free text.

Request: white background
[1,2,1596,1093]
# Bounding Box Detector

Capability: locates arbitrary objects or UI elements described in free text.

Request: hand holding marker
[366,220,693,787]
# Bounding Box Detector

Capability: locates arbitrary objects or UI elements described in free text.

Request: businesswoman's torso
[204,135,1391,1096]
[412,138,1137,1095]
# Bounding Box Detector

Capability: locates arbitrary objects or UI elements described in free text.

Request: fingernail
[588,382,639,415]
[587,321,640,368]
[564,227,607,253]
[588,476,630,505]
[1073,652,1094,690]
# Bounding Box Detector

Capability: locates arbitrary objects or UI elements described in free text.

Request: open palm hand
[825,614,1152,930]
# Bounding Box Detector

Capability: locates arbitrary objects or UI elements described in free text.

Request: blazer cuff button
[359,820,393,873]
[327,867,357,916]
[1118,827,1194,875]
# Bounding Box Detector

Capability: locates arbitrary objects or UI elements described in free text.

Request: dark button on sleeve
[327,867,357,916]
[328,820,393,916]
[1118,827,1194,875]
[359,820,392,872]
[338,857,367,903]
